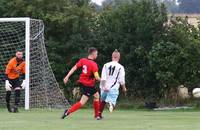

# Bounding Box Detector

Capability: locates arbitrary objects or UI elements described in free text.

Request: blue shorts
[101,89,119,106]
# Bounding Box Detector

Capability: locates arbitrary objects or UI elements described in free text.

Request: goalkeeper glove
[21,80,26,89]
[5,80,12,91]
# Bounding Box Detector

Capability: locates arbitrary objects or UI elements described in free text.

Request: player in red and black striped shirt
[61,47,102,120]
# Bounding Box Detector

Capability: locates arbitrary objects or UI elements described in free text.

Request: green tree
[149,16,200,98]
[0,0,96,99]
[94,0,168,99]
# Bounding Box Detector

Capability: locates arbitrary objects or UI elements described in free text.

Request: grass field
[1,108,200,130]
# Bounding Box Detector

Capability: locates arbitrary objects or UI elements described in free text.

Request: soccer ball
[192,88,200,98]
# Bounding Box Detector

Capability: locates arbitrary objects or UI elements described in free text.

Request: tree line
[0,0,200,102]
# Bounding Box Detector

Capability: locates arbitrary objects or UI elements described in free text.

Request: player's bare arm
[61,47,102,120]
[63,65,77,84]
[121,84,127,93]
[5,51,25,113]
[100,80,106,88]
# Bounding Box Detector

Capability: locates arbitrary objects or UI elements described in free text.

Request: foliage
[94,0,168,99]
[0,0,200,102]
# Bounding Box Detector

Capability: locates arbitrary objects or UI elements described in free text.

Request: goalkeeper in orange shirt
[5,51,26,113]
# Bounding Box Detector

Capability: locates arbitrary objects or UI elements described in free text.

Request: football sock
[99,100,106,116]
[93,100,100,117]
[6,91,11,110]
[14,90,21,107]
[68,102,82,115]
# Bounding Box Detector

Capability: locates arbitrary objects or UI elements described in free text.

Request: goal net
[0,18,69,109]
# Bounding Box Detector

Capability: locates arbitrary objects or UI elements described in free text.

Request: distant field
[1,108,200,130]
[169,14,200,27]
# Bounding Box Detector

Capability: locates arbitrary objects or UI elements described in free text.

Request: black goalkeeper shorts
[8,78,21,89]
[80,85,98,97]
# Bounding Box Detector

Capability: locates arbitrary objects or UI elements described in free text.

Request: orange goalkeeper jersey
[5,57,25,79]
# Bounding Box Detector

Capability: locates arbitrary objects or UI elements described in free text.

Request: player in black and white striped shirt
[99,49,127,117]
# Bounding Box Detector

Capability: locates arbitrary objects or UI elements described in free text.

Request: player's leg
[61,86,90,119]
[61,95,89,119]
[5,90,11,112]
[5,80,13,112]
[106,90,119,113]
[70,95,88,114]
[99,90,108,117]
[13,79,22,113]
[14,88,21,113]
[93,91,100,119]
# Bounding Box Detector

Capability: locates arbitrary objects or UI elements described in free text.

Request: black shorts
[8,78,21,89]
[80,85,98,97]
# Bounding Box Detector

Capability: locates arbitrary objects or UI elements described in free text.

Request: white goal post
[0,17,69,110]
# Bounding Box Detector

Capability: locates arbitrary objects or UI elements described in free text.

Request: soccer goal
[0,18,69,110]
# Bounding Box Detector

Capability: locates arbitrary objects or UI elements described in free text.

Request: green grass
[1,108,200,130]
